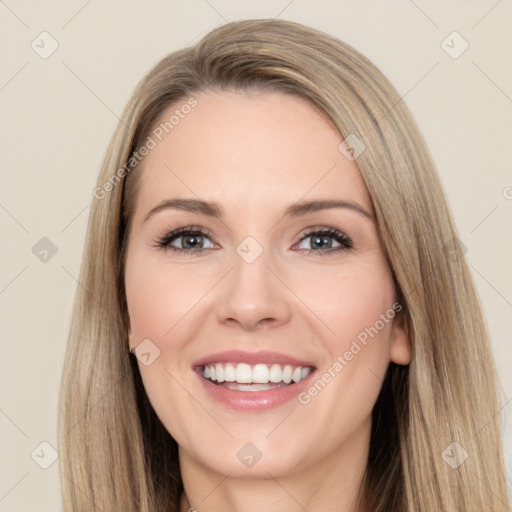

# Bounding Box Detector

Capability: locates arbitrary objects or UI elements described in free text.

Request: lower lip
[195,369,316,411]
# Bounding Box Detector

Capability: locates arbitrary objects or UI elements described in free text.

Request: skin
[124,89,411,512]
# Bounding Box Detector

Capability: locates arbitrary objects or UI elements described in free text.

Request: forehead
[133,89,372,218]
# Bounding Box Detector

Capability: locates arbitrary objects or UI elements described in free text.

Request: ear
[126,317,134,350]
[389,310,411,365]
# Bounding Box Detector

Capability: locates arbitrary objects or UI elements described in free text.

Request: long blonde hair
[58,19,510,511]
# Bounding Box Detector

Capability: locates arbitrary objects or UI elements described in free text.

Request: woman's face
[124,89,410,479]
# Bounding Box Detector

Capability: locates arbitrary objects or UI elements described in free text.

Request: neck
[179,416,371,512]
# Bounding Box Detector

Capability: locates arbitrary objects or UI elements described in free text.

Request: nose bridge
[214,237,291,330]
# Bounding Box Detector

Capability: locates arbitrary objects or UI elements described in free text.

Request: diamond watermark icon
[236,236,263,264]
[236,442,262,468]
[338,134,366,161]
[443,236,467,263]
[441,31,469,59]
[441,442,468,469]
[32,237,58,263]
[134,338,161,366]
[31,441,58,469]
[442,442,468,469]
[31,31,59,59]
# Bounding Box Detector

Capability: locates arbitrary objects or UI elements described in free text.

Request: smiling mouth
[198,362,314,392]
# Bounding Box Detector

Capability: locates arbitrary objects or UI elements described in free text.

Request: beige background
[1,1,511,510]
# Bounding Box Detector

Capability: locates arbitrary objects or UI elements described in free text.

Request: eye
[153,225,352,256]
[295,227,352,255]
[153,226,217,254]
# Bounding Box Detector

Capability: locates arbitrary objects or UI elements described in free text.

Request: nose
[215,248,292,331]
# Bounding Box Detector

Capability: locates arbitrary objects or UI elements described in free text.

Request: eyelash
[153,225,218,256]
[153,225,353,256]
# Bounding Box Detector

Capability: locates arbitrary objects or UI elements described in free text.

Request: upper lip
[192,350,316,369]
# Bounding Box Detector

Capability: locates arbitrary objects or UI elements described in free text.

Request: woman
[58,19,510,511]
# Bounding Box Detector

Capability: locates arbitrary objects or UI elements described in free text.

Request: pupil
[312,235,332,249]
[183,234,202,249]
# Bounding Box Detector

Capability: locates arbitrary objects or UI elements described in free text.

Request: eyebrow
[143,198,374,223]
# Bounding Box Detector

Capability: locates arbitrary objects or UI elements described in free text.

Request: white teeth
[252,364,270,383]
[236,363,252,384]
[224,363,236,382]
[269,364,282,383]
[226,382,279,392]
[201,362,313,385]
[282,365,293,384]
[215,363,224,383]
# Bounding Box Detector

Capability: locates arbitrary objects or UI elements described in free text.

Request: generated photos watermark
[93,97,198,200]
[298,301,402,405]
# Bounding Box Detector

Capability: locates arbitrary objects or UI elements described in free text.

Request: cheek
[290,260,397,421]
[124,256,209,439]
[125,255,214,342]
[124,255,220,415]
[290,260,396,353]
[293,262,397,426]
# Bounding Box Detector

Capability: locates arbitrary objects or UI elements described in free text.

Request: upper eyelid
[296,227,352,248]
[159,225,348,239]
[162,225,217,239]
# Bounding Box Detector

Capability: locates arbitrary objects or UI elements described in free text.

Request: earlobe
[389,312,412,365]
